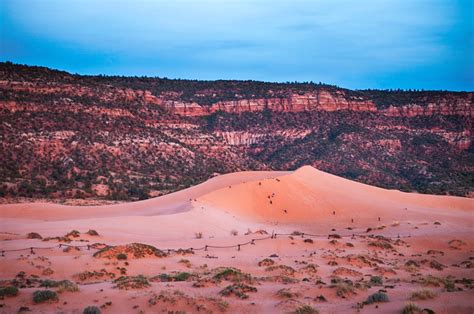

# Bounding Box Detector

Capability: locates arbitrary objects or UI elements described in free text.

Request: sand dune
[0,166,473,313]
[0,170,289,221]
[198,166,473,228]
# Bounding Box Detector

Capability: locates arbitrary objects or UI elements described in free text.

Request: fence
[0,230,409,257]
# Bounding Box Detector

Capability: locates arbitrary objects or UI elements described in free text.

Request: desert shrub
[219,283,257,299]
[369,276,383,286]
[40,279,78,293]
[27,232,42,239]
[116,253,127,260]
[57,280,79,293]
[230,229,238,236]
[258,258,275,267]
[155,272,192,282]
[444,278,456,292]
[365,292,389,304]
[195,232,203,239]
[410,289,437,300]
[328,234,341,239]
[429,260,445,270]
[113,275,150,289]
[33,290,58,303]
[0,286,19,297]
[331,278,356,297]
[83,306,102,314]
[401,303,423,314]
[66,230,80,238]
[368,241,393,250]
[293,304,319,314]
[214,267,251,282]
[276,288,300,298]
[173,272,191,281]
[304,238,314,243]
[265,265,296,276]
[86,229,99,236]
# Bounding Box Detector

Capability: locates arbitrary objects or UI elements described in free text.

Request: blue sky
[1,0,473,90]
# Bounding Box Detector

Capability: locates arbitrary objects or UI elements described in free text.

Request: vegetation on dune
[219,283,257,299]
[83,306,102,314]
[0,286,19,297]
[33,290,58,303]
[293,305,319,314]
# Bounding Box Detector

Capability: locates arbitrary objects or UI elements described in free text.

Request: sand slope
[0,166,473,314]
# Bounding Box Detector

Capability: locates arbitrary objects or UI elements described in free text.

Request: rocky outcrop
[381,102,473,117]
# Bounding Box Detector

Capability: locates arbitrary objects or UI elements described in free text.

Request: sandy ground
[0,166,472,314]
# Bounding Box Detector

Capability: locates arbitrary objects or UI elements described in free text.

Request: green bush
[33,290,58,303]
[365,291,389,304]
[83,306,102,314]
[0,286,19,297]
[369,276,383,286]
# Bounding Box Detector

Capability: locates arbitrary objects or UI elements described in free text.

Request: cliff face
[157,91,378,116]
[0,62,472,201]
[153,91,473,118]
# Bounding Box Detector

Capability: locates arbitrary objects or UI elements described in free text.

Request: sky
[1,0,473,90]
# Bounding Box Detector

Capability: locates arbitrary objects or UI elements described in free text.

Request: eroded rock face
[0,62,472,200]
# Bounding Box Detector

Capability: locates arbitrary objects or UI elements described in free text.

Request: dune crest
[197,165,473,225]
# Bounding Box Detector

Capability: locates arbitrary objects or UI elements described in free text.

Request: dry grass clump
[230,229,238,236]
[265,265,296,276]
[429,260,445,271]
[448,239,466,250]
[369,276,383,286]
[174,248,195,255]
[86,229,99,236]
[276,288,301,298]
[330,277,356,298]
[74,269,115,282]
[368,240,393,250]
[401,303,423,314]
[40,279,79,293]
[258,258,275,267]
[113,275,150,290]
[300,263,319,274]
[27,232,42,239]
[332,267,362,277]
[293,304,319,314]
[219,283,257,299]
[178,258,192,268]
[410,289,437,300]
[66,230,80,238]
